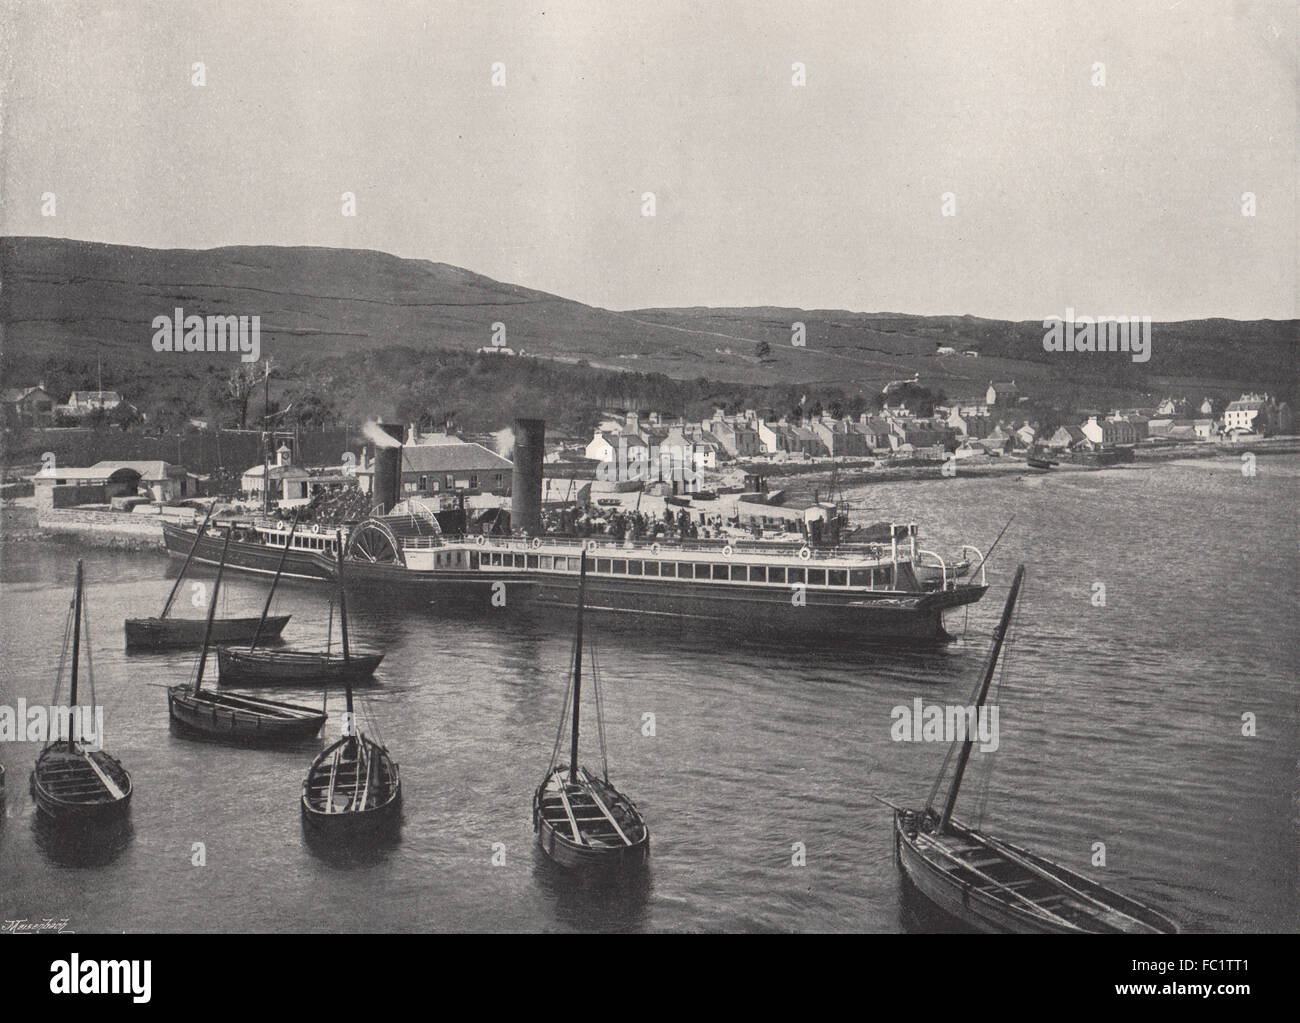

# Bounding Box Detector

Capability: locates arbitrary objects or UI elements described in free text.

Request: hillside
[1,237,1294,411]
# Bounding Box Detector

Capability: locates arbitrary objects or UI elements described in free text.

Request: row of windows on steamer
[471,549,897,587]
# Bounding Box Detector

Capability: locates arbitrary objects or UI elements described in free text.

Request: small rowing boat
[30,561,133,828]
[533,551,649,871]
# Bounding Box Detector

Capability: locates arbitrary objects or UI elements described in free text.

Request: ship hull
[163,523,986,644]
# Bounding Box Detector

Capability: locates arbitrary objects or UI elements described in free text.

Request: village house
[1048,425,1087,450]
[2,384,56,427]
[63,390,123,414]
[1193,419,1216,441]
[1223,393,1274,435]
[1081,415,1136,447]
[241,444,312,506]
[354,438,513,499]
[986,380,1018,406]
[33,459,188,509]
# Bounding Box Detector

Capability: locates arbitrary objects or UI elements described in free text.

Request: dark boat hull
[125,614,290,650]
[29,745,132,827]
[894,811,1178,934]
[167,685,326,744]
[215,648,383,685]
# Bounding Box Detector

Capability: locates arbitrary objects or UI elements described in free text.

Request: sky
[1,0,1295,319]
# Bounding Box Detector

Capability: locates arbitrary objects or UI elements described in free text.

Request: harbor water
[1,456,1296,932]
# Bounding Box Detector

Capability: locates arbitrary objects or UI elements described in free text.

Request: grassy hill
[2,237,1294,427]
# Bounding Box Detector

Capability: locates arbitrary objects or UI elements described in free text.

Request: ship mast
[68,560,84,710]
[933,565,1024,833]
[568,551,588,780]
[194,529,234,696]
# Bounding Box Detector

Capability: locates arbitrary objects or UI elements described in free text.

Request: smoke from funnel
[363,420,402,448]
[491,427,515,460]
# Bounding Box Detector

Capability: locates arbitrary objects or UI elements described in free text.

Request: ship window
[470,551,479,569]
[875,567,891,586]
[807,569,826,586]
[490,552,501,566]
[643,560,659,576]
[660,562,676,577]
[850,569,871,586]
[768,566,785,584]
[828,569,847,586]
[711,564,729,580]
[541,555,554,570]
[597,559,611,573]
[511,554,524,568]
[787,567,805,584]
[730,565,748,581]
[612,559,627,574]
[627,561,642,576]
[527,555,538,569]
[749,566,766,583]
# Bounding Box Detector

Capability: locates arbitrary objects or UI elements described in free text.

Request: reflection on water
[0,457,1296,931]
[32,813,134,868]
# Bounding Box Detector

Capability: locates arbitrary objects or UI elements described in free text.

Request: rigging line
[547,634,578,774]
[50,592,75,735]
[590,631,609,782]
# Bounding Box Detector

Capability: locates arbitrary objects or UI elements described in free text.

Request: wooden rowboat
[301,733,401,838]
[167,529,326,745]
[125,504,290,650]
[299,532,401,842]
[30,561,133,828]
[881,565,1179,933]
[533,551,649,871]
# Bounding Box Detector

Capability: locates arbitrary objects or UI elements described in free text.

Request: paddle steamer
[162,511,988,643]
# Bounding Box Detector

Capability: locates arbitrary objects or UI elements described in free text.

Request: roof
[69,391,122,402]
[3,386,50,403]
[34,460,182,482]
[398,442,513,473]
[1226,400,1265,411]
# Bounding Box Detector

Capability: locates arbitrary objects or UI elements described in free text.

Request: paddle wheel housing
[345,509,443,565]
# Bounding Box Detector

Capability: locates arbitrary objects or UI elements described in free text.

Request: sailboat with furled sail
[167,529,328,744]
[879,565,1179,933]
[300,533,401,839]
[30,561,133,827]
[534,551,649,871]
[215,511,383,685]
[126,504,290,650]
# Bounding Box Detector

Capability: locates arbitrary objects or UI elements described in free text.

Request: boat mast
[335,531,350,663]
[569,551,588,780]
[160,503,216,619]
[250,510,298,650]
[334,532,354,737]
[68,559,84,712]
[193,529,235,696]
[933,564,1024,833]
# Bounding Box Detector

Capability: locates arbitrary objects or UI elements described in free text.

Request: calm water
[1,456,1296,932]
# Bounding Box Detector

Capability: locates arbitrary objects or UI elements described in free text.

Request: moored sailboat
[533,551,649,871]
[880,566,1179,933]
[30,561,133,827]
[216,514,383,685]
[300,535,401,839]
[126,504,290,650]
[167,530,327,745]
